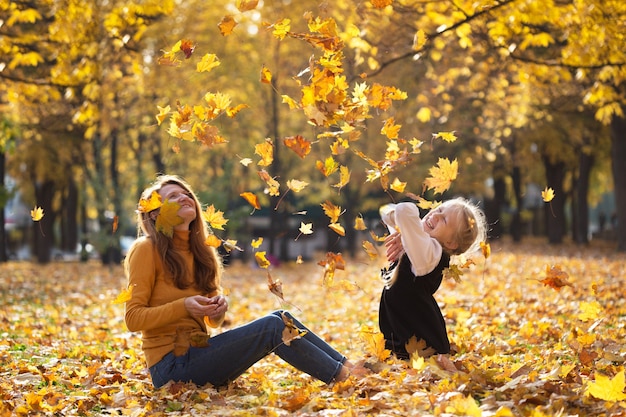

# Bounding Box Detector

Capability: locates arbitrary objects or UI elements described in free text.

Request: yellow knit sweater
[124,230,217,367]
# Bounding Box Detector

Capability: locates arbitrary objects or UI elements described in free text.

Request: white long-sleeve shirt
[380,202,443,276]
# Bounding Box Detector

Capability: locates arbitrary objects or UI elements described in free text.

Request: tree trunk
[61,177,79,252]
[573,150,593,244]
[542,156,567,244]
[34,179,55,263]
[485,164,507,240]
[610,111,626,252]
[510,166,523,242]
[0,152,6,263]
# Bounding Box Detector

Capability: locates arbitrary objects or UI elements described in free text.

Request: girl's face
[158,183,197,230]
[422,205,459,252]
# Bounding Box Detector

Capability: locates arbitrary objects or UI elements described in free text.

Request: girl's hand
[184,295,228,320]
[384,233,405,262]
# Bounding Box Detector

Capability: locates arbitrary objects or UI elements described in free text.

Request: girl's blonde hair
[125,174,222,294]
[440,197,488,256]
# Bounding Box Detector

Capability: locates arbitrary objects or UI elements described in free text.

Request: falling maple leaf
[196,53,220,73]
[316,156,339,177]
[328,222,345,236]
[424,157,458,194]
[287,179,308,193]
[202,205,228,230]
[218,15,237,36]
[433,131,457,143]
[237,0,259,13]
[354,215,367,231]
[390,177,407,193]
[362,240,378,260]
[299,222,313,235]
[255,251,271,269]
[255,139,274,166]
[283,135,311,158]
[155,200,184,238]
[251,237,263,248]
[537,264,573,290]
[260,65,272,84]
[267,271,284,301]
[481,241,491,259]
[240,192,261,210]
[271,18,291,40]
[31,206,44,221]
[205,234,222,248]
[332,166,351,191]
[137,191,162,213]
[321,200,343,223]
[542,186,555,202]
[155,105,170,125]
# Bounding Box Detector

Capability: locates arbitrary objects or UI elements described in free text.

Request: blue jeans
[149,310,346,388]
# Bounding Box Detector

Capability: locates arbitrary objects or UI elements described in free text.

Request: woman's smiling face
[158,183,197,229]
[422,205,459,252]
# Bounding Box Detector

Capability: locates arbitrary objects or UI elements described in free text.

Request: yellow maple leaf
[354,215,367,231]
[287,179,308,192]
[155,201,184,238]
[332,165,351,190]
[255,251,271,269]
[321,200,343,223]
[412,29,427,51]
[202,205,228,230]
[362,240,378,260]
[316,156,339,177]
[255,139,274,166]
[542,186,555,202]
[138,191,163,213]
[31,206,44,222]
[381,117,401,139]
[272,18,291,40]
[433,131,457,143]
[251,237,263,248]
[390,177,407,193]
[424,158,458,194]
[585,370,626,402]
[155,105,170,125]
[196,53,220,73]
[260,65,272,84]
[480,241,491,259]
[329,222,345,236]
[113,284,135,304]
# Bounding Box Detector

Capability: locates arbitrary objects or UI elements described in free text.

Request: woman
[124,174,366,388]
[378,198,488,359]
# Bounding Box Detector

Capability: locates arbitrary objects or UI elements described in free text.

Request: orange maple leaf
[283,135,311,159]
[537,264,573,290]
[218,15,237,36]
[255,139,274,166]
[240,192,261,210]
[267,271,284,301]
[179,39,195,59]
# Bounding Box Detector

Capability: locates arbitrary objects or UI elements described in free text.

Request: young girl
[124,174,367,388]
[378,198,487,359]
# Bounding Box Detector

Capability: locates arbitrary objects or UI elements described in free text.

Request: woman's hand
[184,295,228,321]
[384,233,405,262]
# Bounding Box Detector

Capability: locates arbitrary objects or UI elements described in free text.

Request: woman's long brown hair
[131,174,222,293]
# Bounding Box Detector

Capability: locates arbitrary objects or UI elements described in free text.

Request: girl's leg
[149,310,345,387]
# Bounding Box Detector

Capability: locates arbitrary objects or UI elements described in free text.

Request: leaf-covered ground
[1,237,625,416]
